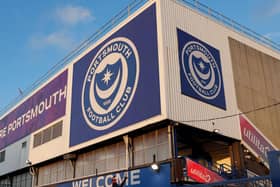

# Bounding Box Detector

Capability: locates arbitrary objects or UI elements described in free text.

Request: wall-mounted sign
[0,70,67,150]
[81,37,139,131]
[177,29,226,110]
[70,4,161,147]
[240,115,275,162]
[186,158,224,183]
[50,163,171,187]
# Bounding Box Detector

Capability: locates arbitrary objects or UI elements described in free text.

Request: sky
[0,0,279,113]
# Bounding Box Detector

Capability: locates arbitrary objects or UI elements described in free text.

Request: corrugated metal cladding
[0,136,30,176]
[158,0,241,139]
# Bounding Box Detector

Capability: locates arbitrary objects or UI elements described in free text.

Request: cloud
[29,31,75,50]
[27,5,94,52]
[55,5,94,25]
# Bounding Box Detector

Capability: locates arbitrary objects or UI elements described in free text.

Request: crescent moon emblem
[95,69,121,99]
[193,61,211,80]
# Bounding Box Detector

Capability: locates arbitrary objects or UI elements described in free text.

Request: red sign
[240,116,275,162]
[186,158,224,183]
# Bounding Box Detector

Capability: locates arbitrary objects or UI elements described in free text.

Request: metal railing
[175,0,280,52]
[0,0,148,116]
[1,0,280,116]
[185,176,272,187]
[211,163,239,179]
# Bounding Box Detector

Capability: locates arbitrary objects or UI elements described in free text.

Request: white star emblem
[102,68,113,85]
[199,61,205,70]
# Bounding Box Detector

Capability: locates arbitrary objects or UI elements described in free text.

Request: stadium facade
[0,0,279,186]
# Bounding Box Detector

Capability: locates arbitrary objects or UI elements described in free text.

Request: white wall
[158,0,280,140]
[157,0,238,139]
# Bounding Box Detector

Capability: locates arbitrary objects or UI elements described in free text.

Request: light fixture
[213,128,220,134]
[25,160,37,176]
[245,155,251,159]
[151,162,159,170]
[211,122,221,134]
[25,160,32,166]
[151,154,160,172]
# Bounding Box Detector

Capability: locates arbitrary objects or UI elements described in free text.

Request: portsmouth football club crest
[70,4,161,146]
[177,28,226,109]
[82,37,139,130]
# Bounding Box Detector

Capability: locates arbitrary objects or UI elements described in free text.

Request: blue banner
[177,28,226,110]
[57,163,172,187]
[70,4,160,146]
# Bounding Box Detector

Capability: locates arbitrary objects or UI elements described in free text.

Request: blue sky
[199,0,280,41]
[0,0,279,112]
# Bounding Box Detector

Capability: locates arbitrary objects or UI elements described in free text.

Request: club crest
[177,29,226,109]
[82,37,139,130]
[182,41,221,100]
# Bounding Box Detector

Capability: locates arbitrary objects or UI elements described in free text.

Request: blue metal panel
[268,151,280,187]
[70,4,161,147]
[177,28,226,110]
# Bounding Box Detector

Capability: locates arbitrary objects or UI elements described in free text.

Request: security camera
[25,160,32,165]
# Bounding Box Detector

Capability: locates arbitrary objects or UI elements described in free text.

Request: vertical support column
[169,122,184,183]
[123,135,130,169]
[229,141,245,178]
[63,153,77,179]
[70,159,76,178]
[168,123,176,159]
[8,176,12,187]
[29,167,38,187]
[123,135,133,170]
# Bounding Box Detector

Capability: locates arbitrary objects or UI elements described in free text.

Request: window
[38,141,126,186]
[53,122,63,139]
[42,127,52,144]
[0,178,11,186]
[37,160,73,186]
[22,141,27,148]
[11,172,32,187]
[33,121,63,148]
[0,150,5,163]
[33,133,42,147]
[75,141,126,178]
[36,128,170,185]
[133,127,170,166]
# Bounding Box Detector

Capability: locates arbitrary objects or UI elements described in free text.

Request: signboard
[0,70,67,150]
[70,4,161,147]
[186,158,224,183]
[52,163,171,187]
[240,115,275,162]
[177,28,226,110]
